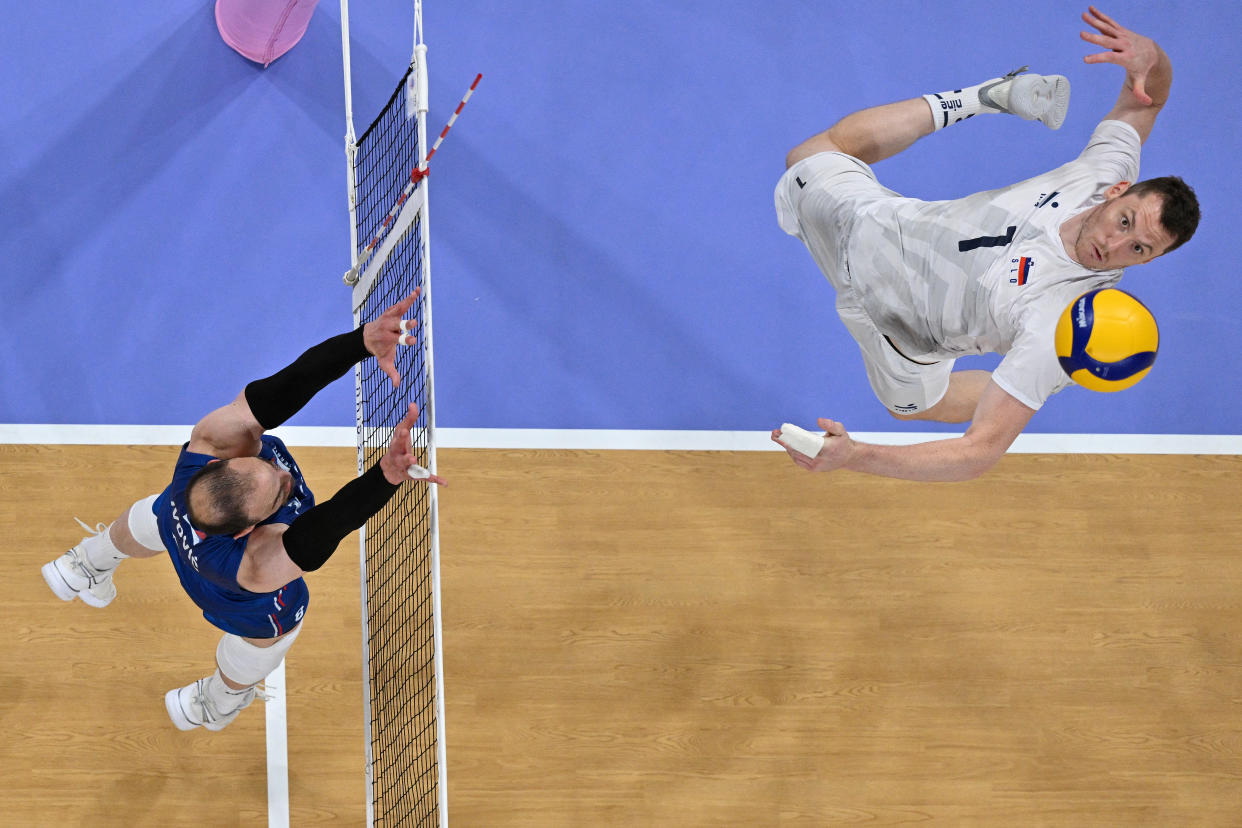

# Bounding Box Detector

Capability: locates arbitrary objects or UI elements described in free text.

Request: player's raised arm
[238,402,444,593]
[1081,6,1170,143]
[188,290,423,459]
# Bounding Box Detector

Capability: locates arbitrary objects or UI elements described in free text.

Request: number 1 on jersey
[958,225,1017,252]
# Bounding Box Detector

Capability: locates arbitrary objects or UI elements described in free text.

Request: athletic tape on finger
[779,423,826,458]
[399,333,414,346]
[400,319,415,331]
[407,464,432,479]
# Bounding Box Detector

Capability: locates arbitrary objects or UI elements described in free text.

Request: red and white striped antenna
[344,73,483,286]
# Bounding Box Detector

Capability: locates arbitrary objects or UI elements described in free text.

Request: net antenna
[339,1,475,825]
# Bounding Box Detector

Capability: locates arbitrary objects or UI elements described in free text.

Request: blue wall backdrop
[2,1,1238,434]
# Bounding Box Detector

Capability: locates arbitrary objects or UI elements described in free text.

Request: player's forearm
[244,327,369,430]
[843,434,1001,482]
[281,462,402,573]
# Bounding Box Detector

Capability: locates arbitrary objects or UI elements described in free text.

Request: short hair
[186,460,258,536]
[1126,176,1200,255]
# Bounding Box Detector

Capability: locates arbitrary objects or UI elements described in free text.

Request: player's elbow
[958,457,997,481]
[956,441,1008,481]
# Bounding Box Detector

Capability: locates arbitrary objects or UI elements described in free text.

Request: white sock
[923,78,1003,132]
[80,523,129,572]
[206,670,255,715]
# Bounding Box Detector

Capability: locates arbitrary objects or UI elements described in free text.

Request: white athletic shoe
[40,520,117,608]
[165,677,258,732]
[979,66,1070,129]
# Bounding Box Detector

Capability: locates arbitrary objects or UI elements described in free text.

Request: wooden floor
[3,444,1241,826]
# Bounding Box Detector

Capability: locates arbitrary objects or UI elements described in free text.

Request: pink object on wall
[215,0,321,67]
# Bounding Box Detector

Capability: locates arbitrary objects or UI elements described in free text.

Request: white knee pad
[127,494,166,552]
[216,626,302,686]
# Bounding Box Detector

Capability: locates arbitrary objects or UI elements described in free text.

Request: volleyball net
[342,2,446,825]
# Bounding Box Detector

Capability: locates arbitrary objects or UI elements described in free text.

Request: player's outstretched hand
[770,418,855,473]
[364,289,422,388]
[1080,6,1161,106]
[380,402,447,486]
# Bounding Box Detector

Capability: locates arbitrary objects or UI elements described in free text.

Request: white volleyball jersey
[842,120,1142,409]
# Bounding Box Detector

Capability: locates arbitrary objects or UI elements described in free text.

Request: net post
[350,15,445,826]
[411,22,450,828]
[340,2,375,825]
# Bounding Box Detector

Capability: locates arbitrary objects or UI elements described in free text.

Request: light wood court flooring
[3,445,1241,825]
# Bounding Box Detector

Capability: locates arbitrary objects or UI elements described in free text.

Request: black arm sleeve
[282,463,401,572]
[244,327,369,431]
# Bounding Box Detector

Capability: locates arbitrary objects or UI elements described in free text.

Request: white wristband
[779,423,825,458]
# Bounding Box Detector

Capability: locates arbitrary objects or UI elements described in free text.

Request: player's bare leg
[787,68,1069,169]
[787,98,933,168]
[891,370,993,424]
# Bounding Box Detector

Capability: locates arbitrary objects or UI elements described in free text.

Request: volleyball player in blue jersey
[42,291,444,731]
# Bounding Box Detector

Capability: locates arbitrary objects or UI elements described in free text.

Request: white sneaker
[165,677,257,732]
[41,520,117,608]
[979,66,1070,129]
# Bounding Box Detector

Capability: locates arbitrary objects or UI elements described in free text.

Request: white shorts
[775,152,953,414]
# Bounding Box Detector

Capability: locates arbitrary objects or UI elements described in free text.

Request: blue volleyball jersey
[153,435,313,638]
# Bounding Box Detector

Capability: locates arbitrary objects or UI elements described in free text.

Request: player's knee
[218,625,302,686]
[122,494,166,554]
[787,130,844,169]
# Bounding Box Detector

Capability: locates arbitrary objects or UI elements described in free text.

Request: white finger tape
[400,319,415,332]
[779,423,825,458]
[407,464,432,480]
[398,333,414,346]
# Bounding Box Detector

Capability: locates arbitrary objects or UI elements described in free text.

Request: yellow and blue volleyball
[1054,288,1158,392]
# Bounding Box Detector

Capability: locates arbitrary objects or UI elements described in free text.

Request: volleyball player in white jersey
[772,7,1199,482]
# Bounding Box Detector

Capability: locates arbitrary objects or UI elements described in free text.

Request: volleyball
[1054,288,1158,392]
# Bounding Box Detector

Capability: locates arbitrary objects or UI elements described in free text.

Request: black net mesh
[353,63,442,828]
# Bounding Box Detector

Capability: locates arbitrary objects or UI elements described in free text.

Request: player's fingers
[1131,76,1152,106]
[817,418,845,437]
[383,362,402,388]
[393,288,421,316]
[1087,5,1121,30]
[1080,33,1124,57]
[378,289,419,322]
[1082,7,1115,34]
[1081,51,1118,65]
[392,420,412,449]
[427,474,448,487]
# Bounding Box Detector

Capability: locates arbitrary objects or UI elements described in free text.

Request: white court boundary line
[1,424,1240,453]
[265,659,289,828]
